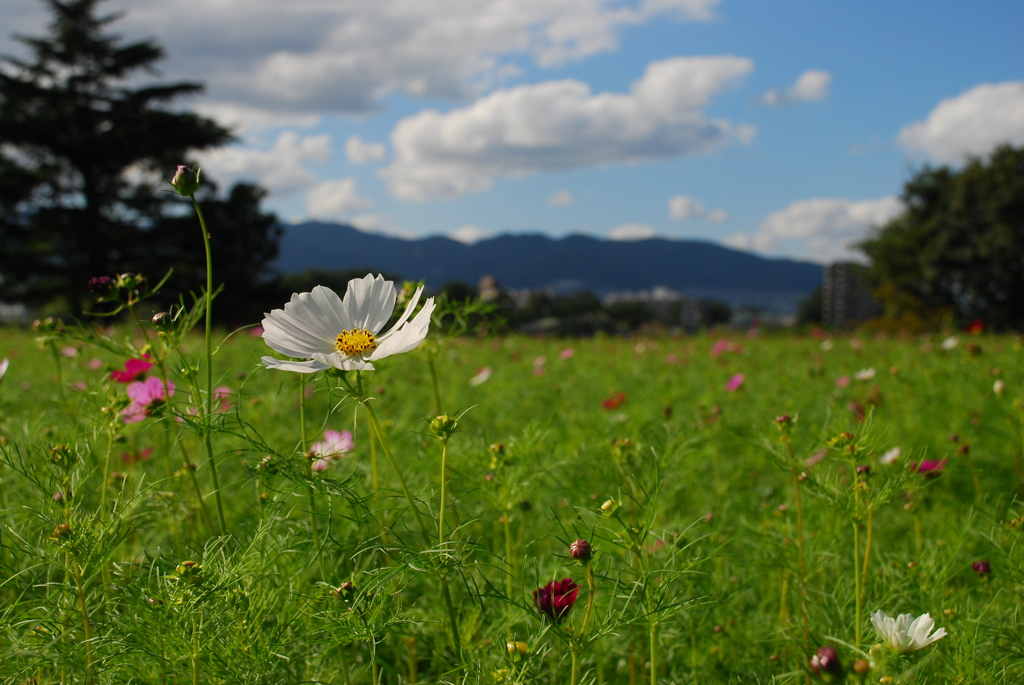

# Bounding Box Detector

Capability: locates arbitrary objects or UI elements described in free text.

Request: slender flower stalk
[300,375,322,561]
[191,194,226,536]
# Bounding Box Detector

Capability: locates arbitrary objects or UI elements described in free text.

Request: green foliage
[860,144,1024,330]
[2,318,1024,683]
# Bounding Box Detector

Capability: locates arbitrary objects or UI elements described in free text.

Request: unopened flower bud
[52,523,72,539]
[332,581,355,599]
[775,414,792,429]
[175,560,204,585]
[570,538,592,563]
[52,490,73,504]
[972,559,991,578]
[852,659,870,676]
[809,645,843,680]
[151,311,172,331]
[600,498,619,516]
[428,413,458,439]
[88,276,116,297]
[489,442,505,454]
[169,165,201,196]
[856,464,871,476]
[506,641,529,659]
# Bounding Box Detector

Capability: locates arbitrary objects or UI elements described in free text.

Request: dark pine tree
[0,0,276,316]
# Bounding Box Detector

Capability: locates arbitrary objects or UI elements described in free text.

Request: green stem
[438,437,449,550]
[504,507,514,601]
[581,564,596,638]
[649,617,658,685]
[853,520,862,648]
[571,650,581,685]
[301,376,322,561]
[794,472,810,684]
[191,195,226,536]
[363,399,462,656]
[73,567,94,685]
[860,508,873,607]
[191,616,200,685]
[49,342,66,402]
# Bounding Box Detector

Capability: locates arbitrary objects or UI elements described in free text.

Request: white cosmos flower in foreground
[261,274,435,373]
[870,610,947,654]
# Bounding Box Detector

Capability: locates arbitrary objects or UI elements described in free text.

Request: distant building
[822,262,879,327]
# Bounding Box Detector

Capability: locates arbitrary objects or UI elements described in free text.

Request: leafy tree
[0,0,277,317]
[860,144,1024,329]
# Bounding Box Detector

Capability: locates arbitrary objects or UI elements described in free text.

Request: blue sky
[3,0,1022,262]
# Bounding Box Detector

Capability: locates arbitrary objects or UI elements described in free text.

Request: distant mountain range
[276,222,823,312]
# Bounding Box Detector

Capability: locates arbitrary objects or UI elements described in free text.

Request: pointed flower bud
[169,165,201,197]
[600,498,620,516]
[506,641,529,660]
[809,645,843,680]
[428,413,458,439]
[151,311,172,331]
[570,538,592,563]
[972,559,991,578]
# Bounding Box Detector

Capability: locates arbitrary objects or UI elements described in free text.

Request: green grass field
[1,316,1023,684]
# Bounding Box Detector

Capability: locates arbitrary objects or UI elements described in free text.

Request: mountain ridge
[276,222,823,311]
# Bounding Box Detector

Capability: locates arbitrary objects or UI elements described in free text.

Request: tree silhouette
[0,0,276,316]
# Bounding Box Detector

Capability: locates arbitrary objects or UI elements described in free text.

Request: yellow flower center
[335,328,378,356]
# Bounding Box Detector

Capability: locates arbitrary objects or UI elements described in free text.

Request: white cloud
[609,223,657,241]
[348,213,416,239]
[383,56,754,200]
[668,194,727,222]
[195,131,331,194]
[668,195,705,219]
[305,178,372,217]
[723,196,902,262]
[0,0,720,126]
[897,81,1024,164]
[761,69,831,106]
[548,190,575,206]
[346,136,387,164]
[449,225,492,244]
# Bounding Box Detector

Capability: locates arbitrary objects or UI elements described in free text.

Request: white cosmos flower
[870,610,947,654]
[261,274,435,373]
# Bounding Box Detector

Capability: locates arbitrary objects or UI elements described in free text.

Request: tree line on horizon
[1,0,1022,330]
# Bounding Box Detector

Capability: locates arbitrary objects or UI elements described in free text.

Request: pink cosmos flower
[213,386,233,412]
[836,375,851,388]
[726,373,744,392]
[122,377,174,424]
[111,357,153,383]
[88,358,102,370]
[665,353,678,364]
[249,325,265,337]
[121,447,153,464]
[533,578,579,622]
[61,346,79,358]
[560,347,575,360]
[470,366,493,386]
[914,459,947,476]
[309,429,355,472]
[0,358,9,384]
[711,339,735,358]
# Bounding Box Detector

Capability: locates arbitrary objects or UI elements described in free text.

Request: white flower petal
[262,288,346,357]
[261,356,330,373]
[341,274,396,333]
[378,285,423,341]
[310,352,375,371]
[369,297,435,360]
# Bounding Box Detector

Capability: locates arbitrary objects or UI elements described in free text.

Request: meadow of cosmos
[0,170,1023,684]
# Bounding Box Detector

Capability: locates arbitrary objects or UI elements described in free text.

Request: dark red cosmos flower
[809,646,843,680]
[533,578,579,622]
[602,391,626,410]
[965,319,984,334]
[972,559,991,578]
[111,356,153,383]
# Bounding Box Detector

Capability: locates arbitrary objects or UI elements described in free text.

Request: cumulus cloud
[548,190,575,206]
[383,56,754,200]
[0,0,720,127]
[346,136,387,164]
[449,225,492,244]
[609,223,657,241]
[723,196,902,262]
[668,194,726,222]
[761,69,831,106]
[305,178,372,217]
[348,214,416,239]
[195,131,331,194]
[897,81,1024,164]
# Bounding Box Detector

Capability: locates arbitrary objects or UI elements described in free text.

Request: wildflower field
[2,299,1023,685]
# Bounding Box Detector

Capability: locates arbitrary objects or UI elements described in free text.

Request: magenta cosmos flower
[533,578,579,622]
[726,373,744,392]
[309,429,355,472]
[914,459,947,476]
[111,357,153,383]
[122,377,174,424]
